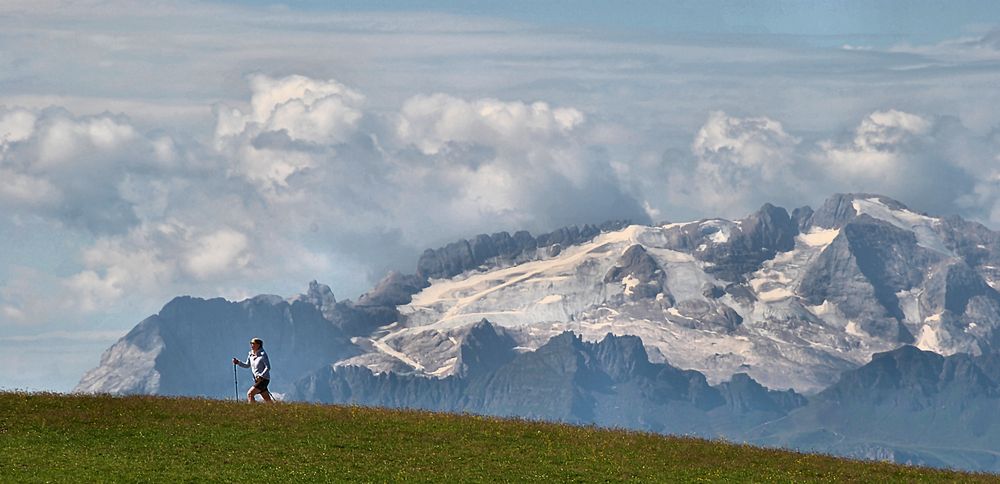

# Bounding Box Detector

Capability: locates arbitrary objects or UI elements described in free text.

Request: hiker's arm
[232,357,249,368]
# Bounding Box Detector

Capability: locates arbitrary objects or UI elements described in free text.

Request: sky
[2,0,1000,391]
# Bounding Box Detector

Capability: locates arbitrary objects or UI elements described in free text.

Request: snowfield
[347,223,912,393]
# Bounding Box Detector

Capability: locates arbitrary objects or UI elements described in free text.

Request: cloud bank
[0,74,653,328]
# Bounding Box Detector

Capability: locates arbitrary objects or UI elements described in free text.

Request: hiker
[233,337,273,403]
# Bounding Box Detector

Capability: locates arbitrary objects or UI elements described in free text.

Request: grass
[1,392,996,482]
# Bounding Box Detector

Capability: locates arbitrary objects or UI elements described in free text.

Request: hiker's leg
[261,391,273,402]
[247,386,260,402]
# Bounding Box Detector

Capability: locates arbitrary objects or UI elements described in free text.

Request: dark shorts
[253,377,270,392]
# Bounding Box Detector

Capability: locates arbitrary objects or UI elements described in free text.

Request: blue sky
[216,0,996,44]
[2,0,1000,391]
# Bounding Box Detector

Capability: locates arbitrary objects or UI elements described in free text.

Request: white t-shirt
[238,349,271,380]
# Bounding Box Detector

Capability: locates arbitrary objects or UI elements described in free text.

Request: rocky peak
[603,244,671,302]
[694,203,798,281]
[739,202,798,254]
[819,345,944,404]
[591,333,651,381]
[717,372,807,414]
[810,193,911,229]
[357,271,429,307]
[455,319,517,378]
[291,280,337,321]
[415,220,632,280]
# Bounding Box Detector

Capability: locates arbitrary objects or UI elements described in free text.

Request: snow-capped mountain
[75,193,1000,471]
[80,193,1000,396]
[338,193,1000,393]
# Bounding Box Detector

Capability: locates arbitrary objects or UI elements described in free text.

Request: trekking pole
[233,363,239,401]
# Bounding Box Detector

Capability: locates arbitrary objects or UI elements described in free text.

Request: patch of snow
[428,357,457,377]
[845,321,866,337]
[700,219,733,244]
[915,324,944,354]
[369,338,424,371]
[805,300,834,316]
[536,294,564,305]
[798,228,840,248]
[852,198,955,256]
[660,221,693,229]
[622,274,640,296]
[757,288,794,302]
[710,230,729,244]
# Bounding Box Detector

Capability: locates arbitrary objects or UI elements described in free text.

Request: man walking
[233,337,273,403]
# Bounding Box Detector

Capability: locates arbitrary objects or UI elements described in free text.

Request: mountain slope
[79,193,1000,395]
[76,282,364,397]
[75,192,1000,472]
[748,345,1000,471]
[290,320,805,438]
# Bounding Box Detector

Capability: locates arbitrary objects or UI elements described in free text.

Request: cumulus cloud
[396,94,584,155]
[1,74,651,329]
[66,222,254,311]
[212,75,647,249]
[214,74,366,192]
[392,93,646,234]
[0,107,172,234]
[809,109,985,216]
[659,108,1000,223]
[815,109,932,179]
[664,111,804,217]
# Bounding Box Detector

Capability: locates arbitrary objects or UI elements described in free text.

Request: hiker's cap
[250,337,263,346]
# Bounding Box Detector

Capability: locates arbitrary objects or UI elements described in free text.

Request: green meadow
[1,392,994,482]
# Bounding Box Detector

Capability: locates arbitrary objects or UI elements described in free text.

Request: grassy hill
[1,392,995,482]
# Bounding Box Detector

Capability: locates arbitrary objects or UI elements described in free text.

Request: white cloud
[38,115,137,165]
[0,108,36,146]
[666,111,803,217]
[182,229,250,280]
[214,75,367,192]
[815,109,932,180]
[0,108,172,233]
[216,74,365,145]
[396,94,585,155]
[0,169,60,206]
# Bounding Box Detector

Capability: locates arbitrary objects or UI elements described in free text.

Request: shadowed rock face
[660,203,800,282]
[357,272,429,307]
[76,287,362,398]
[290,323,803,434]
[797,216,936,342]
[818,345,998,406]
[807,193,908,230]
[604,244,672,302]
[455,319,518,378]
[921,261,1000,315]
[740,345,1000,472]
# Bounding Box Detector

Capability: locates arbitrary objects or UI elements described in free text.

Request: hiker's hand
[232,358,239,365]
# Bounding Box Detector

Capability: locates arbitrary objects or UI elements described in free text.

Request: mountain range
[76,193,1000,472]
